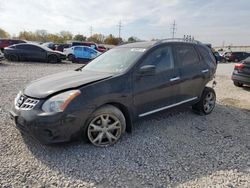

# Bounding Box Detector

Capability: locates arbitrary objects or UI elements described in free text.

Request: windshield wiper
[75,64,86,71]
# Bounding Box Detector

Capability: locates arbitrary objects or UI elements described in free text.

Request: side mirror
[139,65,156,76]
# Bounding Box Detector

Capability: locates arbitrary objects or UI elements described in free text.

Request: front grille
[15,94,39,110]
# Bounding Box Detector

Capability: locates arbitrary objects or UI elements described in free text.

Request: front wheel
[192,87,216,115]
[68,54,74,61]
[86,105,126,147]
[48,55,58,63]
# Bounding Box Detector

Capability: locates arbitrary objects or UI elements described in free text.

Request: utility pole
[117,21,122,39]
[90,26,93,37]
[171,20,177,38]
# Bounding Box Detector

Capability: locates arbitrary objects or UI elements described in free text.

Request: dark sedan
[232,57,250,87]
[4,43,66,63]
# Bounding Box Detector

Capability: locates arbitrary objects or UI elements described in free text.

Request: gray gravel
[0,61,249,188]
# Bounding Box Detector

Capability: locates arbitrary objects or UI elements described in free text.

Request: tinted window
[198,45,216,64]
[141,46,174,73]
[74,47,82,51]
[17,45,41,51]
[175,45,199,65]
[85,48,96,53]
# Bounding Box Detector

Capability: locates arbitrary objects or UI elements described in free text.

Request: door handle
[170,77,180,82]
[201,69,209,73]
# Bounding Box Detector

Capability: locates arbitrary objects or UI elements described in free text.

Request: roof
[118,41,157,49]
[118,38,203,49]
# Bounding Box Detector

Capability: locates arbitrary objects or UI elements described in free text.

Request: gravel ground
[0,61,249,188]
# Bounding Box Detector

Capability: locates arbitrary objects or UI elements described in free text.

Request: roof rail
[155,38,202,45]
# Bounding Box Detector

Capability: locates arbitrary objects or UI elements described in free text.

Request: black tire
[48,55,58,63]
[68,54,74,61]
[192,87,216,115]
[85,105,126,147]
[233,81,243,87]
[9,54,19,62]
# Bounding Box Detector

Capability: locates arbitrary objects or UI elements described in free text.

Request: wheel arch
[101,102,133,133]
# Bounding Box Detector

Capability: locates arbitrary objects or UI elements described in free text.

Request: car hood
[24,70,113,98]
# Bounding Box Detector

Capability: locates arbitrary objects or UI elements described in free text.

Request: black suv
[10,39,217,147]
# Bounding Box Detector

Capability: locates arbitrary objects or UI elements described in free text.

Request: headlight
[42,90,81,113]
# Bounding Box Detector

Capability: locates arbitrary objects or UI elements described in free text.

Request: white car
[63,47,74,61]
[0,51,4,60]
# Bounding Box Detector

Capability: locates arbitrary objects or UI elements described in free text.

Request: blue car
[72,46,101,63]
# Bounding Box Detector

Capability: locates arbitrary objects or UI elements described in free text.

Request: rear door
[133,45,181,117]
[174,44,210,101]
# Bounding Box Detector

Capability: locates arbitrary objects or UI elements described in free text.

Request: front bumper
[10,108,84,144]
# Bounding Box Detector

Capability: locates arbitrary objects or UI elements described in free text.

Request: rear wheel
[48,55,58,63]
[234,81,243,87]
[192,87,216,115]
[86,105,126,147]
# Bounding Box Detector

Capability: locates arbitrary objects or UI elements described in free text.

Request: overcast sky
[0,0,250,46]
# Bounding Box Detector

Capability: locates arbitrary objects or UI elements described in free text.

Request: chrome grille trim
[15,97,39,110]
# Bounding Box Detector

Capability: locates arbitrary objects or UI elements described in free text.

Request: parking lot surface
[0,61,249,187]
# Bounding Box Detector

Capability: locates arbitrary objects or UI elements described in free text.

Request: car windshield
[83,47,146,73]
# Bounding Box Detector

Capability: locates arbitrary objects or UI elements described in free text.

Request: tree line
[0,28,140,45]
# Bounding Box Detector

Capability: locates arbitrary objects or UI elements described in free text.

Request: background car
[225,52,250,62]
[68,41,104,52]
[72,46,101,63]
[42,42,56,50]
[232,56,250,87]
[0,50,4,60]
[0,39,26,52]
[4,43,66,63]
[214,52,227,63]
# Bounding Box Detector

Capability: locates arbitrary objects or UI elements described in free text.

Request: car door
[74,47,83,59]
[30,46,47,61]
[174,44,210,101]
[133,45,181,117]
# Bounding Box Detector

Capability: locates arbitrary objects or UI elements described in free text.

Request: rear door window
[175,44,200,65]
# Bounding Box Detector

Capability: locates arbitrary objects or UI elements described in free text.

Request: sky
[0,0,250,46]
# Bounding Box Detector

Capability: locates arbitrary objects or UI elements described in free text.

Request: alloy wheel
[87,114,122,147]
[203,92,215,113]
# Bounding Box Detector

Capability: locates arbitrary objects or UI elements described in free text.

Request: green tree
[73,34,86,41]
[104,34,120,45]
[128,36,140,43]
[0,28,10,38]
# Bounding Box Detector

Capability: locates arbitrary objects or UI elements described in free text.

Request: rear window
[197,45,216,64]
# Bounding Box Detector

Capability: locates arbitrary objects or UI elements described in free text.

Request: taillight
[235,63,244,69]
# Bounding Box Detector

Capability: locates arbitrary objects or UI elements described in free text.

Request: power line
[171,20,177,38]
[117,21,122,39]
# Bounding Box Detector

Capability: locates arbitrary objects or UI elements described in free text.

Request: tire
[68,54,74,61]
[85,105,126,147]
[233,81,243,87]
[9,54,19,62]
[48,55,58,63]
[192,87,216,115]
